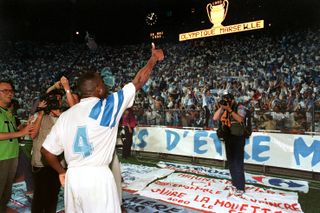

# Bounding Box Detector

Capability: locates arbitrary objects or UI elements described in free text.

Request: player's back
[58,97,120,168]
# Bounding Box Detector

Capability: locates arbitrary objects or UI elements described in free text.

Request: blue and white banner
[157,161,309,193]
[133,127,320,172]
[8,182,64,212]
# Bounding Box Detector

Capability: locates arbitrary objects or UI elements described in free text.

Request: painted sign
[139,173,303,213]
[133,126,320,172]
[157,161,309,193]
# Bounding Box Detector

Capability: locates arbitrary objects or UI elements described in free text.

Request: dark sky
[0,0,319,44]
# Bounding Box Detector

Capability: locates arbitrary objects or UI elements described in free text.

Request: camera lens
[219,100,228,106]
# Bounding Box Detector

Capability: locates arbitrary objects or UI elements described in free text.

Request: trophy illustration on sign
[179,0,263,41]
[206,0,229,28]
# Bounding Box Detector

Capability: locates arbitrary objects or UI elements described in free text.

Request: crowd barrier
[133,107,320,134]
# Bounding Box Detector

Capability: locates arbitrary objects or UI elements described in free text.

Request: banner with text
[123,191,201,213]
[179,20,264,41]
[157,161,309,193]
[179,0,264,41]
[121,163,174,192]
[132,127,320,172]
[138,173,303,213]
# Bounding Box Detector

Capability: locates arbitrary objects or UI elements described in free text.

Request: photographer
[30,89,64,213]
[46,76,79,108]
[213,93,246,196]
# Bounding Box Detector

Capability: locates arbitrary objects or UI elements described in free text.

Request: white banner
[121,163,174,192]
[133,127,320,172]
[157,161,309,193]
[138,173,303,213]
[123,191,201,213]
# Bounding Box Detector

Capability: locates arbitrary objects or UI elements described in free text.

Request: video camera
[38,90,63,114]
[219,99,229,106]
[219,93,234,106]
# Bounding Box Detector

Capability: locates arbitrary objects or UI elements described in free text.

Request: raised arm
[46,81,61,94]
[132,43,164,91]
[60,76,78,107]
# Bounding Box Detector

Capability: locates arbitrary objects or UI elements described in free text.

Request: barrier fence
[132,107,320,135]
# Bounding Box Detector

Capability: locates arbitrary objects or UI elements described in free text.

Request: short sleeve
[122,83,136,109]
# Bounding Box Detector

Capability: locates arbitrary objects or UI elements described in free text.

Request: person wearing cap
[213,93,247,196]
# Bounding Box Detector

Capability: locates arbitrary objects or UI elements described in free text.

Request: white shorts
[65,166,121,213]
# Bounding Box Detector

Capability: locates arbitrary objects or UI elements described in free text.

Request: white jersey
[42,83,135,168]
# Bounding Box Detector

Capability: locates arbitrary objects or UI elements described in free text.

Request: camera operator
[46,75,79,108]
[30,89,64,213]
[213,93,247,196]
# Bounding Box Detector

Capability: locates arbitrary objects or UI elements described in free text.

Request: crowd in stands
[1,27,319,133]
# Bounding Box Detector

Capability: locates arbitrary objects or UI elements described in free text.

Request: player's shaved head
[78,72,107,98]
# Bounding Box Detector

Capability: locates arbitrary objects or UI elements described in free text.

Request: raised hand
[60,76,70,91]
[38,100,47,109]
[151,42,164,61]
[20,122,34,136]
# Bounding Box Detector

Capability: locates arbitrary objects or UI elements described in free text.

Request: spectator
[121,108,137,159]
[0,80,33,212]
[30,89,64,213]
[11,99,34,199]
[0,26,319,131]
[260,114,277,130]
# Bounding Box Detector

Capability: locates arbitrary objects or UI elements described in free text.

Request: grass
[299,187,320,213]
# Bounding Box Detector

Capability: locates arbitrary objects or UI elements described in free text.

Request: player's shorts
[65,166,121,213]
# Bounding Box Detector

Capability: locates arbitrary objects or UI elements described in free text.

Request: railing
[132,107,320,135]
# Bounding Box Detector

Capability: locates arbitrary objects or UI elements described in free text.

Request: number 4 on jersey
[73,126,93,157]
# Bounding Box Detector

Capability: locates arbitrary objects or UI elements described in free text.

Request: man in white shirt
[41,43,164,213]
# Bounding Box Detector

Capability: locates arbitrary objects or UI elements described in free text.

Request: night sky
[0,0,319,44]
